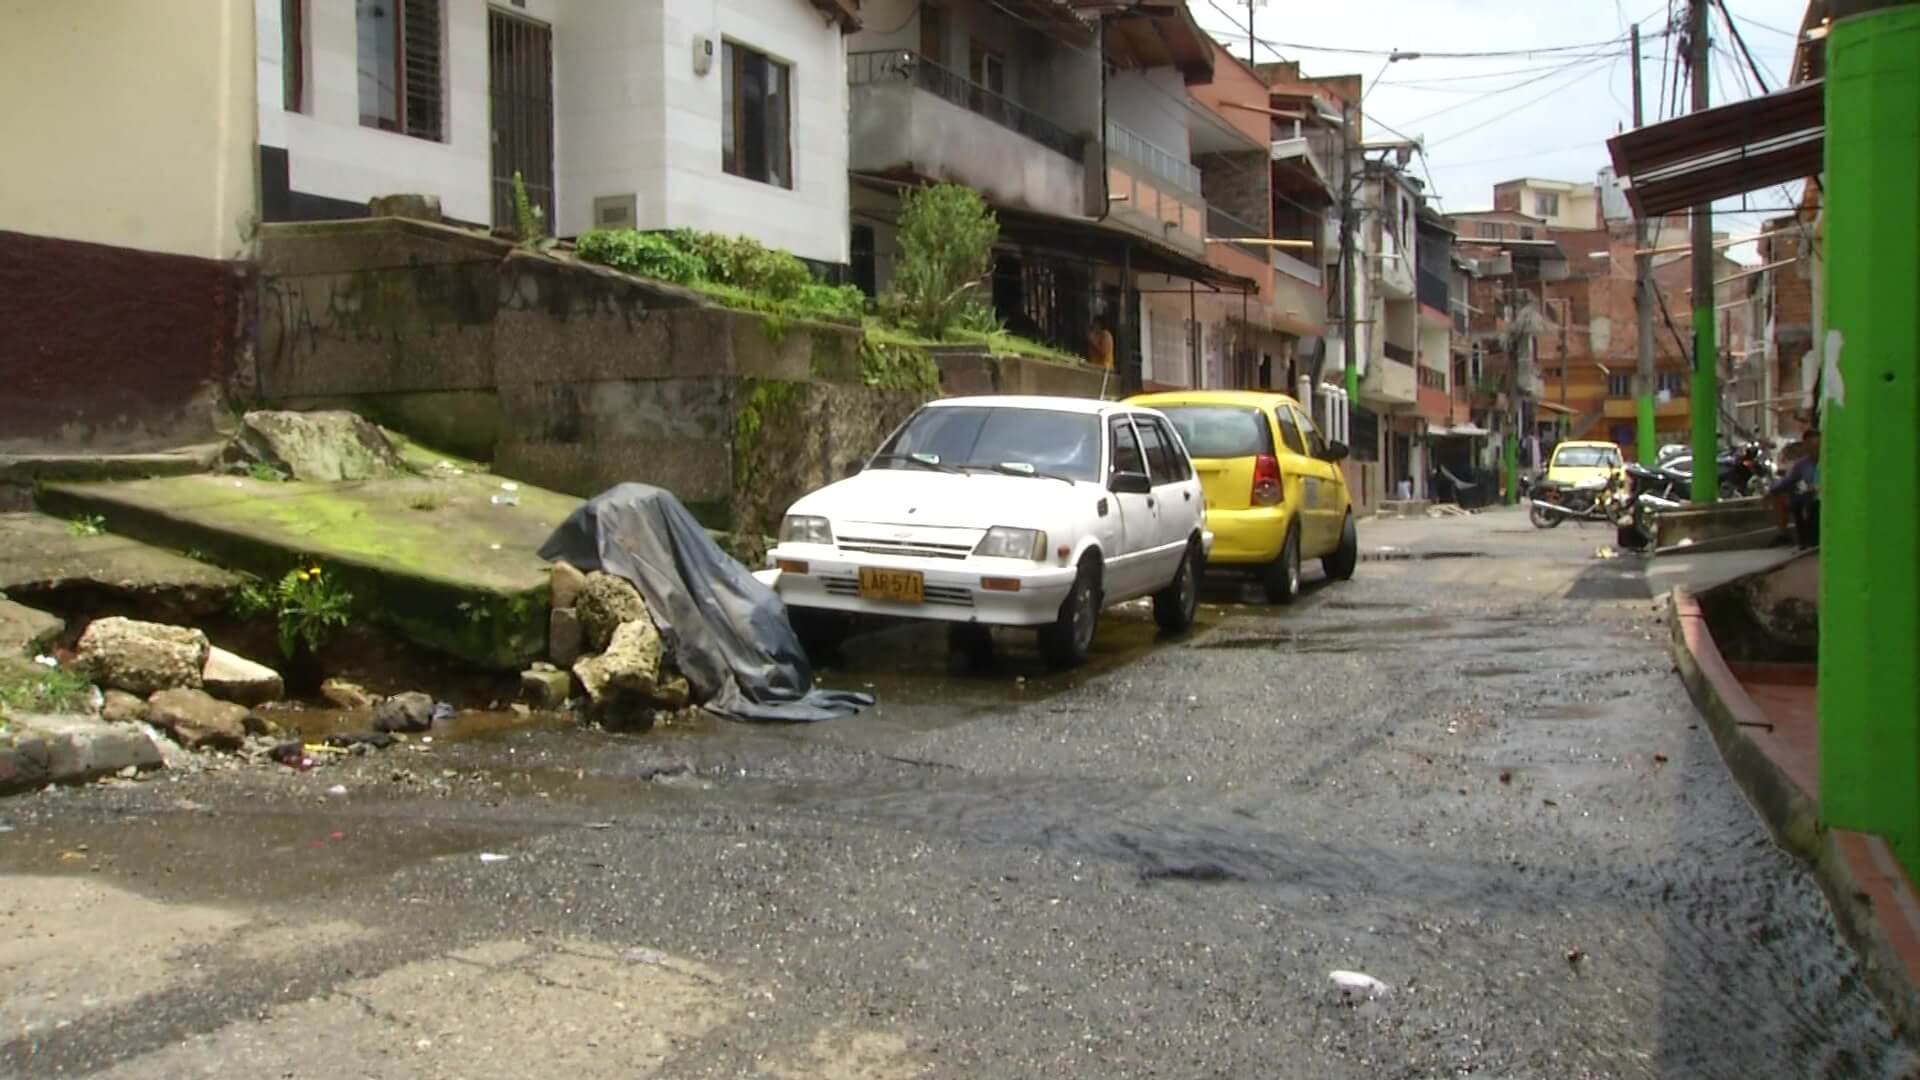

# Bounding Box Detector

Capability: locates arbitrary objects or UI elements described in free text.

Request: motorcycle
[1611,462,1688,549]
[1661,440,1774,499]
[1528,473,1618,528]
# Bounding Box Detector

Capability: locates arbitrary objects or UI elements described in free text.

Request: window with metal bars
[357,0,444,142]
[722,41,792,189]
[282,0,306,112]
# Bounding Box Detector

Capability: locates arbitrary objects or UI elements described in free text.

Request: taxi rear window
[1156,406,1274,459]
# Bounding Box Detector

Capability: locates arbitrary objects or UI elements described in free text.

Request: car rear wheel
[1263,522,1303,605]
[1322,513,1357,581]
[1153,540,1201,633]
[1039,556,1101,669]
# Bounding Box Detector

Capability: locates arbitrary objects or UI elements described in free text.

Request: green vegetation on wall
[859,339,941,396]
[733,378,806,489]
[576,228,865,326]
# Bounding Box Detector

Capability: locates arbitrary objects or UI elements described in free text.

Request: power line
[1214,30,1663,61]
[1422,52,1622,148]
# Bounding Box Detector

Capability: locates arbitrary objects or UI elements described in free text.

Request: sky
[1192,0,1813,259]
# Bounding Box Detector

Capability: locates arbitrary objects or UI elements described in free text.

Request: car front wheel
[1153,540,1201,633]
[1039,556,1101,668]
[1322,513,1357,581]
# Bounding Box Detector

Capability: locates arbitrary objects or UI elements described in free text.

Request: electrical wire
[1422,52,1622,148]
[1715,0,1778,93]
[1393,44,1634,127]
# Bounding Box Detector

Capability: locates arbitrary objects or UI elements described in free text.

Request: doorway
[489,10,554,232]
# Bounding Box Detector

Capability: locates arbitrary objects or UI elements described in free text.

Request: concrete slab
[0,712,165,795]
[38,470,579,669]
[1643,546,1800,600]
[0,512,240,610]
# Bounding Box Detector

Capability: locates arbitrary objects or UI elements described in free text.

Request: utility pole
[1247,0,1259,68]
[1819,0,1920,883]
[1631,23,1658,467]
[1687,0,1719,502]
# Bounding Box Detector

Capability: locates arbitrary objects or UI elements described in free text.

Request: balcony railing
[849,50,1084,162]
[1106,120,1200,193]
[1270,246,1322,286]
[1417,267,1448,312]
[1205,206,1266,260]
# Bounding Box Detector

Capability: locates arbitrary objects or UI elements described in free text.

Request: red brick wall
[0,230,247,451]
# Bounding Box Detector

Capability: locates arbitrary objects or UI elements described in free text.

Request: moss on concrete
[38,472,574,669]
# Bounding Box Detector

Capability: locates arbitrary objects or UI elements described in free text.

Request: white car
[767,396,1212,668]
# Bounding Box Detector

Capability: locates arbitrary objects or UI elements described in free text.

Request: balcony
[1270,135,1334,191]
[849,50,1087,220]
[1106,120,1205,257]
[1363,344,1417,404]
[1205,206,1266,261]
[1383,341,1414,365]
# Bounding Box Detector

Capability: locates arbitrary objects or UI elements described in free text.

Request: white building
[256,0,858,266]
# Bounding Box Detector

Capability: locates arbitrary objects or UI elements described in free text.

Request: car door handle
[1146,496,1156,508]
[1183,490,1191,501]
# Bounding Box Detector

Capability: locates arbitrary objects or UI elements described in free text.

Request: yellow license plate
[858,567,924,603]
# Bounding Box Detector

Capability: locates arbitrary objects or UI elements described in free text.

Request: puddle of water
[269,705,572,744]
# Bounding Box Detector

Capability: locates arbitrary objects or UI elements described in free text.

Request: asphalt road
[2,509,1912,1078]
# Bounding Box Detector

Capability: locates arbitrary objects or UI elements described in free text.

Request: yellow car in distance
[1128,390,1357,603]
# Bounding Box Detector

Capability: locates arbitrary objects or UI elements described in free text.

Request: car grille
[819,574,974,608]
[835,536,975,560]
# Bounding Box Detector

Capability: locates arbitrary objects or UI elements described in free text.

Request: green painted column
[1503,431,1518,505]
[1819,0,1920,881]
[1636,395,1657,466]
[1687,0,1719,504]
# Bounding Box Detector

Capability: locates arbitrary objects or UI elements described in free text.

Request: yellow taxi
[1539,440,1625,488]
[1127,390,1356,603]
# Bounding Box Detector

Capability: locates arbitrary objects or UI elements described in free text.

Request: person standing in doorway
[1087,316,1115,371]
[1769,427,1820,549]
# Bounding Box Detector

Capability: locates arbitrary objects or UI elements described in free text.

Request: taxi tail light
[1251,454,1284,506]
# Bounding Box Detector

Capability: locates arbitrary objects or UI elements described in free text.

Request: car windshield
[875,407,1101,482]
[1155,405,1273,459]
[1552,446,1620,468]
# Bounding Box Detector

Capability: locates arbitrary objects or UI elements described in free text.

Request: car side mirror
[1108,470,1152,495]
[1318,441,1351,463]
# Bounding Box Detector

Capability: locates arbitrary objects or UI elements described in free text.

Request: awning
[1607,80,1824,218]
[1435,423,1490,437]
[993,205,1259,292]
[1073,1,1216,84]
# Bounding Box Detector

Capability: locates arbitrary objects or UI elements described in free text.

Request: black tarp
[539,484,871,723]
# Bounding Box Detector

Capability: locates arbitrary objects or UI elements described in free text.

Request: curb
[1669,588,1920,1037]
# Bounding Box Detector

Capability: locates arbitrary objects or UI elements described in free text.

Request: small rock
[99,689,149,726]
[374,691,435,733]
[201,646,284,707]
[577,573,649,653]
[242,710,282,737]
[654,672,692,710]
[1330,970,1389,999]
[530,661,557,673]
[520,668,573,710]
[76,617,209,695]
[550,561,589,611]
[146,688,250,752]
[326,784,348,797]
[510,703,531,718]
[549,607,584,667]
[320,678,381,710]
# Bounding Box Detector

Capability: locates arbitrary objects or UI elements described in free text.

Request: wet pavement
[3,508,1913,1077]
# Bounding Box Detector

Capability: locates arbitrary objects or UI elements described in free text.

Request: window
[880,407,1102,482]
[1148,418,1194,479]
[1534,192,1560,218]
[919,3,945,66]
[1109,418,1146,477]
[723,42,793,189]
[1291,407,1327,456]
[1135,419,1176,484]
[1607,374,1632,397]
[1157,406,1273,460]
[1478,223,1499,239]
[282,0,307,112]
[358,0,444,141]
[970,42,1006,95]
[1519,226,1536,241]
[1659,371,1687,396]
[1273,407,1306,455]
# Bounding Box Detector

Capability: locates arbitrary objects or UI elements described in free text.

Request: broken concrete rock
[576,573,649,654]
[147,688,250,752]
[367,193,443,222]
[572,618,664,703]
[654,673,692,711]
[0,598,63,658]
[100,689,149,726]
[549,607,584,667]
[549,561,589,611]
[228,410,406,483]
[320,678,381,710]
[201,646,285,707]
[520,668,572,710]
[0,714,165,794]
[76,617,209,695]
[373,691,435,733]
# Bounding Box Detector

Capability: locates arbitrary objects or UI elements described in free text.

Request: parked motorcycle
[1661,440,1774,499]
[1611,462,1688,549]
[1528,474,1618,528]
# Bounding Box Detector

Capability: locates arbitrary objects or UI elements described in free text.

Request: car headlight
[974,526,1047,561]
[779,515,834,545]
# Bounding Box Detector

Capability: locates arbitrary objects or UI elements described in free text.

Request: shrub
[890,183,999,339]
[575,229,704,285]
[672,230,812,299]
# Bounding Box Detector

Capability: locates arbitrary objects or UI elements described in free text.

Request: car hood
[789,468,1102,533]
[1543,465,1616,487]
